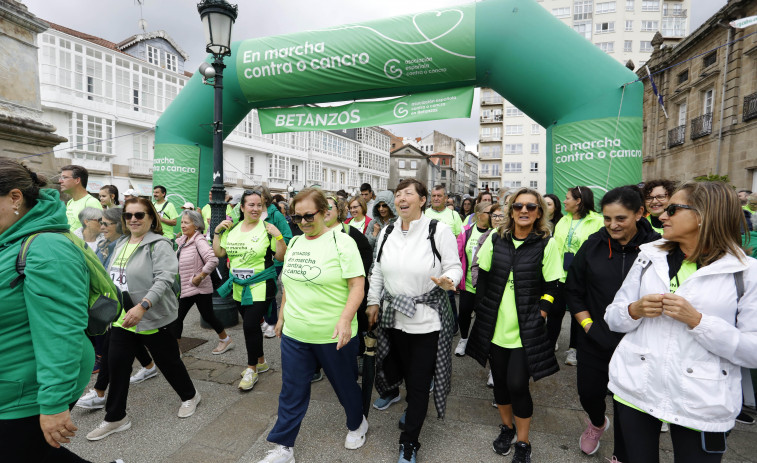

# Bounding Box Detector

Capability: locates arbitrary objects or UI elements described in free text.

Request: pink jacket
[175,232,219,297]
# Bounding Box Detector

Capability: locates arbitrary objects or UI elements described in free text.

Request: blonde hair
[498,188,551,239]
[658,181,747,266]
[348,196,367,215]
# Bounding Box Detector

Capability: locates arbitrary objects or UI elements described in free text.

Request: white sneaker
[565,348,578,366]
[264,325,276,338]
[344,416,369,449]
[86,416,131,441]
[261,321,270,333]
[178,392,201,418]
[487,370,494,388]
[660,421,669,433]
[454,338,468,357]
[554,342,559,352]
[257,444,295,463]
[130,365,158,384]
[76,389,106,409]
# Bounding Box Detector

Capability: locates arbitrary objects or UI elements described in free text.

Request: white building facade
[37,22,389,200]
[479,0,691,193]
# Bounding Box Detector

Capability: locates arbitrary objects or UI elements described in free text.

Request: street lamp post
[197,0,238,238]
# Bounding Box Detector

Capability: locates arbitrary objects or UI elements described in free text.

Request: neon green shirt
[154,201,178,240]
[202,203,235,229]
[219,221,276,303]
[425,207,463,236]
[553,212,603,282]
[65,195,102,231]
[476,234,562,348]
[110,243,158,335]
[465,226,487,292]
[282,228,365,344]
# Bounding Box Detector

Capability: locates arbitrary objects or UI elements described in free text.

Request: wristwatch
[140,300,150,310]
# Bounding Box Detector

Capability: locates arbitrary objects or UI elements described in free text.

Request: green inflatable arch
[154,0,642,208]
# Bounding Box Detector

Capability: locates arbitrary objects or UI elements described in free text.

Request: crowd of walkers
[1,157,756,463]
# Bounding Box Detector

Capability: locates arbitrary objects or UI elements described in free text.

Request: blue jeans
[267,334,363,447]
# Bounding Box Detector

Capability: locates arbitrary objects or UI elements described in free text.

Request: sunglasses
[377,203,389,208]
[244,189,262,196]
[123,212,147,220]
[291,212,318,223]
[664,204,697,216]
[99,220,115,226]
[512,202,539,212]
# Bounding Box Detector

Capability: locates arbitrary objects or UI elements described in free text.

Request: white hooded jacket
[605,239,757,432]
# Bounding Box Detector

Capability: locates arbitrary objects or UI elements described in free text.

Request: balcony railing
[241,173,263,187]
[663,8,687,17]
[690,113,713,140]
[480,152,503,160]
[480,98,504,105]
[479,136,503,143]
[480,115,503,123]
[668,125,685,147]
[223,171,238,186]
[128,157,152,177]
[71,155,112,174]
[743,92,757,122]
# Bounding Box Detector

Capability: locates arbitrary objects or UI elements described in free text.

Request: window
[703,51,717,68]
[626,0,634,11]
[641,0,659,11]
[506,107,524,117]
[552,7,570,17]
[625,20,633,31]
[132,133,150,159]
[248,156,255,175]
[596,22,615,33]
[677,103,687,126]
[597,42,615,53]
[504,144,523,154]
[663,2,683,16]
[71,113,114,154]
[530,162,539,172]
[441,170,447,178]
[662,17,686,37]
[703,89,714,115]
[164,52,178,72]
[503,162,522,173]
[505,124,523,135]
[624,40,633,52]
[596,2,616,14]
[531,124,540,134]
[146,45,159,65]
[398,160,406,168]
[677,70,688,85]
[292,164,299,182]
[503,180,522,188]
[530,143,540,154]
[530,181,539,189]
[574,1,592,21]
[481,145,502,158]
[268,154,291,180]
[640,41,653,52]
[411,160,417,169]
[641,20,659,32]
[573,21,592,40]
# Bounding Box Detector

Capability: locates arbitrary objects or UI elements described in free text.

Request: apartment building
[479,0,691,193]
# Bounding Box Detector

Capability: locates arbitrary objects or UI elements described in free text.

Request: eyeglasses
[645,194,669,202]
[291,212,318,223]
[99,220,115,226]
[123,212,147,220]
[664,204,697,216]
[491,214,505,219]
[512,202,539,212]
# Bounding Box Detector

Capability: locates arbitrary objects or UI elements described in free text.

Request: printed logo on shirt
[284,250,323,285]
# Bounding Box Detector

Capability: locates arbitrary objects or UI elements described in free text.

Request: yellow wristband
[540,294,555,304]
[580,317,593,328]
[274,235,283,241]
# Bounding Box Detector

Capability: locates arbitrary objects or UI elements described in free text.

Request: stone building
[389,143,439,191]
[639,0,757,191]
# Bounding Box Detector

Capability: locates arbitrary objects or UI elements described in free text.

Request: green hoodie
[0,189,94,419]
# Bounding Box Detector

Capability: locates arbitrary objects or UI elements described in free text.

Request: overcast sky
[22,0,727,153]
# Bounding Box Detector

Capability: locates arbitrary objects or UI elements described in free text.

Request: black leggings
[93,328,153,392]
[173,293,225,339]
[490,344,533,418]
[546,283,566,349]
[614,400,726,463]
[458,290,476,339]
[0,403,91,463]
[238,300,269,366]
[576,350,611,427]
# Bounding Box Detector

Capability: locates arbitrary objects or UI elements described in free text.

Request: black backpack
[375,219,442,266]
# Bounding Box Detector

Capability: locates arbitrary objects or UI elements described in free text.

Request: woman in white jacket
[605,181,757,463]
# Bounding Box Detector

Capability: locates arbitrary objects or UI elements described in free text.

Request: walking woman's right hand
[275,318,284,338]
[366,304,379,328]
[628,294,664,320]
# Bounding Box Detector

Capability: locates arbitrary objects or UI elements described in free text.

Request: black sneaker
[736,410,755,425]
[398,442,419,463]
[511,441,532,463]
[492,424,517,456]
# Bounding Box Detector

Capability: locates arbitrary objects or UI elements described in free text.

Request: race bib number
[110,267,129,292]
[232,268,255,280]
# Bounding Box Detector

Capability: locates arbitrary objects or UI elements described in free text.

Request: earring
[13,204,19,215]
[14,210,19,216]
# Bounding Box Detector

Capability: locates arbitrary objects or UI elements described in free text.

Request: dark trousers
[93,328,153,391]
[264,266,283,326]
[268,335,362,447]
[448,290,458,332]
[173,293,225,339]
[383,329,439,445]
[238,300,268,366]
[576,350,610,427]
[546,283,567,350]
[105,326,196,422]
[614,400,726,463]
[458,290,476,339]
[1,403,91,463]
[490,344,533,418]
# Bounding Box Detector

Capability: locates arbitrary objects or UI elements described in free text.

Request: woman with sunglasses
[367,190,398,250]
[257,189,367,463]
[642,179,677,235]
[605,181,757,462]
[552,186,604,365]
[564,186,660,458]
[466,188,561,462]
[455,201,492,357]
[87,197,200,441]
[213,190,286,391]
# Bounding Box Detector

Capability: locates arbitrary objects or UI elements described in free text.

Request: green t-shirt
[425,207,463,236]
[66,194,102,231]
[281,228,365,344]
[477,234,563,348]
[202,203,235,229]
[465,226,487,293]
[110,243,158,335]
[154,201,178,240]
[219,221,276,303]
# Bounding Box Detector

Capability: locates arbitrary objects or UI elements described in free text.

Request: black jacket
[565,218,660,364]
[341,224,372,331]
[466,231,559,381]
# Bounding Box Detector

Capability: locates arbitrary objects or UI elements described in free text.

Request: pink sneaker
[580,415,609,455]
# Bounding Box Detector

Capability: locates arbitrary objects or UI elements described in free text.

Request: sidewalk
[68,309,757,463]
